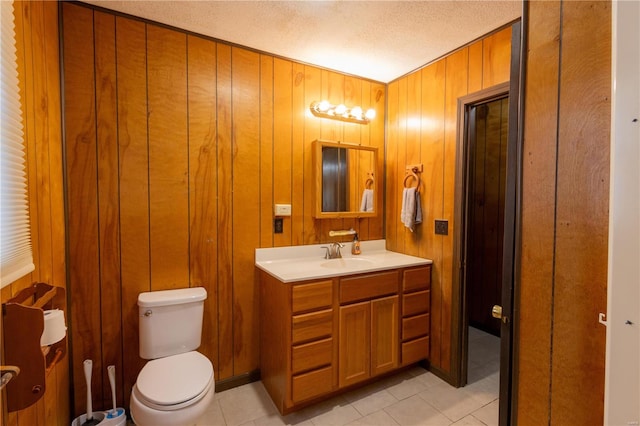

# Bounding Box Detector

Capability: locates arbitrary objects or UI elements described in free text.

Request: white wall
[605,1,640,424]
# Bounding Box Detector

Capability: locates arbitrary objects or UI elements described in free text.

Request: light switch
[274,204,292,216]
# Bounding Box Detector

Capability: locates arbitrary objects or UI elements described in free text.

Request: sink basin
[320,257,376,269]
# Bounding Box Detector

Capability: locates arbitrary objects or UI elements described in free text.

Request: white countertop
[255,240,432,283]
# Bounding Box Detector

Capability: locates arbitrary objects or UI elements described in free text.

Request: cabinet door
[371,295,399,376]
[339,301,370,387]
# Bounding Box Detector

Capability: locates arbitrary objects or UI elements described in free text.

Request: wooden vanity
[259,264,431,414]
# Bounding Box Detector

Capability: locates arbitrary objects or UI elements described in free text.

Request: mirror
[313,140,378,218]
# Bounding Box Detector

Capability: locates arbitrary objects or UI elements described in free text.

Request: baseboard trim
[214,369,261,392]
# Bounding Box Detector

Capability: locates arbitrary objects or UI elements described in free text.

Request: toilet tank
[137,287,207,359]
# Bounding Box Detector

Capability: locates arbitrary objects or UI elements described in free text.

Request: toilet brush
[106,365,125,419]
[82,360,101,426]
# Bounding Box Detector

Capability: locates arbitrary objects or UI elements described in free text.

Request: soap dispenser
[351,233,361,255]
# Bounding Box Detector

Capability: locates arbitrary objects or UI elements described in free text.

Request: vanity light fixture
[310,101,376,124]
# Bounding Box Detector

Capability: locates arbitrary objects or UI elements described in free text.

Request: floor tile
[217,382,278,426]
[450,415,487,425]
[418,382,486,423]
[196,398,226,425]
[385,375,429,401]
[349,388,398,416]
[197,327,500,426]
[384,395,452,426]
[470,400,499,426]
[346,410,400,426]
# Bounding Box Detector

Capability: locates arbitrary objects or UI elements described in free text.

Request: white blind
[0,0,34,288]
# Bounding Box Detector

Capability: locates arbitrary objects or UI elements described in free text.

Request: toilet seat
[135,351,213,411]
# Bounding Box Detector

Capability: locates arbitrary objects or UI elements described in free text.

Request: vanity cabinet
[338,271,399,387]
[400,266,431,365]
[260,274,337,414]
[259,264,430,415]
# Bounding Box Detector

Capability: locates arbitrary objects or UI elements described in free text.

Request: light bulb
[318,100,331,112]
[350,106,363,119]
[335,104,347,115]
[365,109,376,120]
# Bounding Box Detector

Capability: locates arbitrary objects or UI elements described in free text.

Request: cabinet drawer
[402,290,430,316]
[292,280,333,314]
[292,366,333,403]
[292,309,333,344]
[403,266,431,292]
[292,338,333,374]
[401,336,429,365]
[402,313,430,341]
[340,271,398,304]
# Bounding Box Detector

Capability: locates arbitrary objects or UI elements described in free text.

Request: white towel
[360,188,374,212]
[401,187,422,232]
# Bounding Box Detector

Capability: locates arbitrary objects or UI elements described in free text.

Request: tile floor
[194,327,500,426]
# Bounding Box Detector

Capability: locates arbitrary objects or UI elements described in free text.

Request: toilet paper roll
[40,309,67,346]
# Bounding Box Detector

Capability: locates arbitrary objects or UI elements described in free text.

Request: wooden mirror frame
[312,139,379,219]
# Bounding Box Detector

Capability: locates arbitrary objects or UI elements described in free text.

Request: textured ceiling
[83,0,522,83]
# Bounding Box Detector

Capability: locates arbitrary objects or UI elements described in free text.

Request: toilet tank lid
[138,287,207,308]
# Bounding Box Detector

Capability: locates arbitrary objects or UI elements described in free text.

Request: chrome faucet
[321,242,344,259]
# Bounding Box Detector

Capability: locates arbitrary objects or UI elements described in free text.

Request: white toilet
[130,287,214,426]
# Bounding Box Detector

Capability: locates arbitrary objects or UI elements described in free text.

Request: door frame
[450,20,524,426]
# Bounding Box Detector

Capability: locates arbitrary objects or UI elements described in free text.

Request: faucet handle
[320,246,331,259]
[333,242,344,258]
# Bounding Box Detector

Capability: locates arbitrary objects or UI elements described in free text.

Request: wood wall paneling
[94,10,124,410]
[467,40,484,94]
[550,1,609,423]
[385,27,512,374]
[187,34,219,377]
[62,2,104,415]
[516,1,610,423]
[394,77,408,255]
[11,2,611,422]
[115,15,149,407]
[3,1,68,425]
[482,27,513,88]
[302,65,323,245]
[291,63,306,246]
[147,26,189,291]
[406,72,422,257]
[231,47,261,374]
[441,47,469,372]
[517,2,560,423]
[259,55,274,248]
[385,81,399,253]
[61,4,386,413]
[520,6,562,424]
[216,42,234,380]
[273,58,293,247]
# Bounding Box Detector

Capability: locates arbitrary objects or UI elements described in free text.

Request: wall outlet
[274,218,283,234]
[274,204,292,216]
[435,220,448,235]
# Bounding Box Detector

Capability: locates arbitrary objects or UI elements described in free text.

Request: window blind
[0,0,34,287]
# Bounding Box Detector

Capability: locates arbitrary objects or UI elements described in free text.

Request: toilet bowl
[130,351,214,426]
[130,287,213,426]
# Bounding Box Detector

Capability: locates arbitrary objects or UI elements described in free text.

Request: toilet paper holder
[1,282,67,412]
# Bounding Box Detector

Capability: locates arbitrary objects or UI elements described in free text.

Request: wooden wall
[1,1,68,425]
[60,2,385,415]
[385,27,512,375]
[516,1,610,423]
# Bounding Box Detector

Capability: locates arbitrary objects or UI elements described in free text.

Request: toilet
[130,287,214,426]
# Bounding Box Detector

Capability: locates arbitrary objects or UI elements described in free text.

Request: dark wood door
[466,97,509,336]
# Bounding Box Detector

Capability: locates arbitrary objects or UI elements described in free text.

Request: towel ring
[365,177,374,189]
[403,169,421,189]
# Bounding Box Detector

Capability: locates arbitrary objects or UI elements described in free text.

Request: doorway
[463,94,509,418]
[466,96,509,338]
